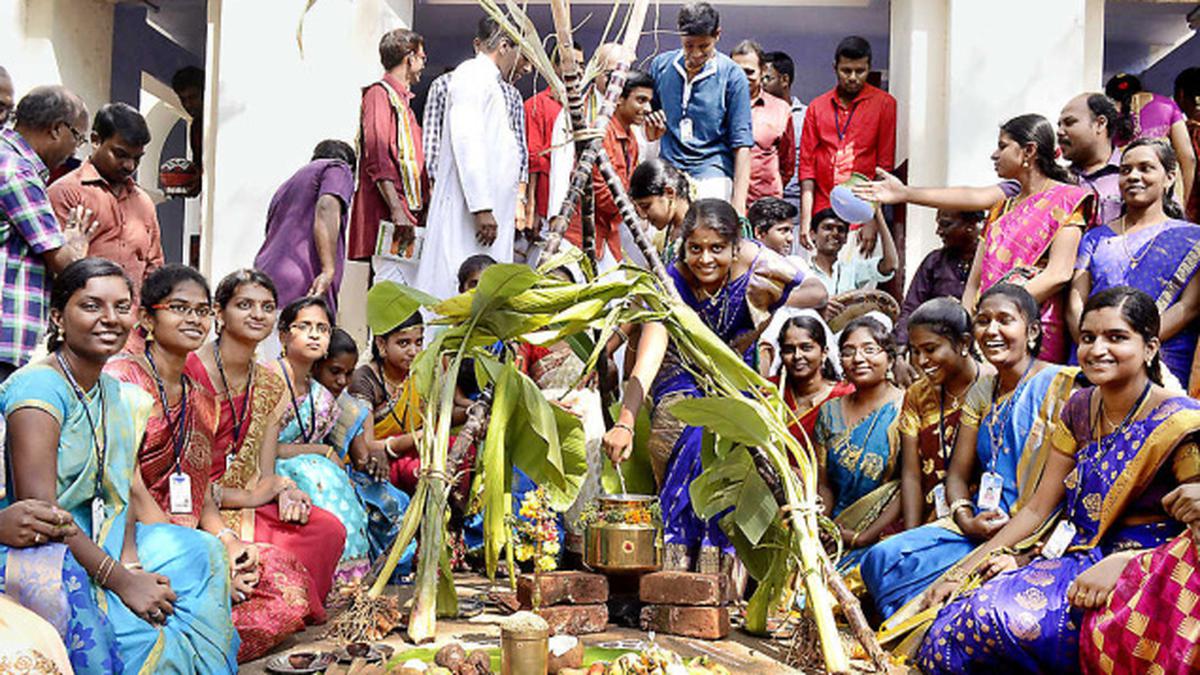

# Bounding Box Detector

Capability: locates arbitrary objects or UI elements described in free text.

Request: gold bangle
[95,556,117,587]
[949,499,973,516]
[850,531,861,548]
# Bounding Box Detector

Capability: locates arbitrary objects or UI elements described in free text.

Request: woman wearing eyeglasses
[267,297,372,587]
[106,265,316,663]
[184,270,346,625]
[813,315,903,569]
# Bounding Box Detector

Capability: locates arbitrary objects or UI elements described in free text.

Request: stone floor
[242,575,808,674]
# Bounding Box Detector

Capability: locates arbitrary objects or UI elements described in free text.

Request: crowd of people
[2,1,1200,672]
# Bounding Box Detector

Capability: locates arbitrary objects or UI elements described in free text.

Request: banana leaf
[670,397,773,448]
[366,281,439,335]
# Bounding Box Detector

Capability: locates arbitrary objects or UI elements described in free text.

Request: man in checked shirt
[0,85,94,382]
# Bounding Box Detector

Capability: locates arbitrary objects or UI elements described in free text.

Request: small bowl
[288,653,317,669]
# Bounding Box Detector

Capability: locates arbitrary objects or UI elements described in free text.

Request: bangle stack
[949,499,974,518]
[216,528,239,542]
[95,556,117,587]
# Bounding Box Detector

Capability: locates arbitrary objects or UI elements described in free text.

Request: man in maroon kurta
[348,28,427,284]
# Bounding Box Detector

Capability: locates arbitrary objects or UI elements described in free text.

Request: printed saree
[108,355,315,663]
[1081,529,1200,674]
[1076,218,1200,387]
[326,393,415,578]
[272,365,371,586]
[0,364,238,674]
[184,353,344,618]
[917,392,1200,674]
[978,183,1090,363]
[862,365,1077,627]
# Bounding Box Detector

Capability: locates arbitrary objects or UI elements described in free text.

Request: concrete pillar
[202,0,413,343]
[889,0,1105,287]
[0,0,113,117]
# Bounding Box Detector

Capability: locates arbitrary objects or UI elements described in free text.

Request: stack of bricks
[517,571,609,635]
[638,571,731,640]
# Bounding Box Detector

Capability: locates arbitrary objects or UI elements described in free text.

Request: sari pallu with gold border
[0,364,238,674]
[978,183,1091,364]
[184,354,345,618]
[917,392,1200,675]
[862,365,1077,638]
[1079,218,1200,388]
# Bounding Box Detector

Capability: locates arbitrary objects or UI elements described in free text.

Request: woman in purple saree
[917,287,1200,674]
[601,199,825,571]
[1069,138,1200,389]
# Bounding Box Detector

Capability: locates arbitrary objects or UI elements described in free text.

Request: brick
[639,605,730,640]
[518,571,609,608]
[639,571,727,607]
[535,604,609,635]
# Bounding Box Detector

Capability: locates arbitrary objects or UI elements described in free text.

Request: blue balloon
[830,185,875,224]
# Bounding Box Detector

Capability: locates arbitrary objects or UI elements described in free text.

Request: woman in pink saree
[854,113,1091,363]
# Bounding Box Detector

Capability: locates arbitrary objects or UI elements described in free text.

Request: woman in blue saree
[918,286,1200,673]
[314,328,416,578]
[0,258,237,674]
[861,284,1078,637]
[814,316,903,571]
[1069,138,1200,388]
[602,198,827,571]
[266,298,371,586]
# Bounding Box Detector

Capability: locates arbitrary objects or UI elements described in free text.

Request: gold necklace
[1115,217,1165,270]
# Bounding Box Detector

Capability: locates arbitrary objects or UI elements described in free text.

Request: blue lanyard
[145,349,190,473]
[56,351,107,500]
[833,98,862,142]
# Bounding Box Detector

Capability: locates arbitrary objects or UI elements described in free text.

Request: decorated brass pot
[583,494,662,573]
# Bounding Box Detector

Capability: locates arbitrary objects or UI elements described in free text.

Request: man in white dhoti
[415,19,524,302]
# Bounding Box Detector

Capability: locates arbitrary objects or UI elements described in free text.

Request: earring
[1022,160,1030,168]
[1027,339,1037,352]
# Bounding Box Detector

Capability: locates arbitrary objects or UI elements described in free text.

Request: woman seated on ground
[0,258,238,673]
[772,313,853,446]
[603,198,826,573]
[1068,138,1200,389]
[0,496,98,673]
[918,286,1200,674]
[856,114,1091,363]
[894,299,988,530]
[185,270,346,615]
[1082,482,1200,674]
[315,328,416,578]
[268,297,372,586]
[814,316,903,569]
[347,308,425,495]
[106,264,317,663]
[860,284,1078,632]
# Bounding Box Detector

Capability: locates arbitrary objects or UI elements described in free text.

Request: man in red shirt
[565,69,653,267]
[348,28,427,285]
[731,40,794,205]
[797,36,895,248]
[524,42,583,229]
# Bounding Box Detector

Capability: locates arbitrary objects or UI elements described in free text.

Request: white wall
[889,0,1104,286]
[203,0,413,340]
[0,0,114,120]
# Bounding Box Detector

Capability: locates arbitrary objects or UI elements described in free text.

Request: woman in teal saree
[0,258,237,673]
[267,297,370,586]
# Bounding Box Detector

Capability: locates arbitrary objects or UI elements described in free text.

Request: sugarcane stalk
[821,556,889,672]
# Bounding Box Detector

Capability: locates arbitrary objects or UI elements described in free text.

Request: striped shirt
[0,129,65,367]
